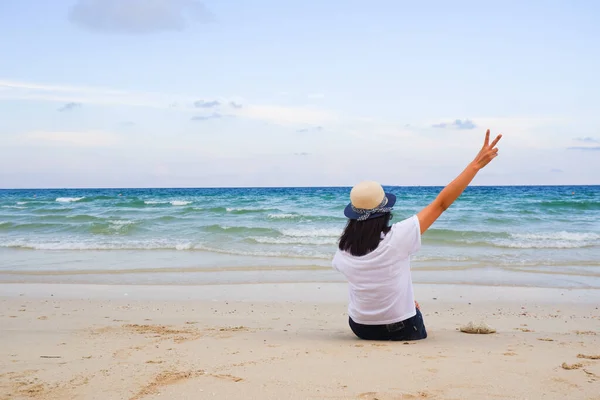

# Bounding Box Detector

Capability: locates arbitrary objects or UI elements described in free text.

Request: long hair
[338,213,393,257]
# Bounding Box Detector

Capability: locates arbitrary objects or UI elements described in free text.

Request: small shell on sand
[459,321,496,334]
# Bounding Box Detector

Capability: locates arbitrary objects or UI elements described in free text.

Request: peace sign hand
[472,129,502,171]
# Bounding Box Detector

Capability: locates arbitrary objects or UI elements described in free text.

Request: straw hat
[344,181,396,221]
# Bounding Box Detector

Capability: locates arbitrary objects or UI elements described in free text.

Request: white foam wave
[251,236,336,245]
[498,241,596,249]
[1,205,25,209]
[16,201,28,205]
[511,231,600,241]
[108,220,135,230]
[280,228,341,237]
[267,213,298,219]
[0,239,189,251]
[497,231,600,249]
[193,244,327,259]
[170,200,191,206]
[144,200,165,205]
[56,197,84,203]
[0,240,328,258]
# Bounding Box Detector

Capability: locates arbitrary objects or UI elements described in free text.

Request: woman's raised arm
[417,130,502,234]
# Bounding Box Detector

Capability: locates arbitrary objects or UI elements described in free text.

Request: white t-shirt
[332,215,421,325]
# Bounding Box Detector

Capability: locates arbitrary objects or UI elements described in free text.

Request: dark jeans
[349,309,427,341]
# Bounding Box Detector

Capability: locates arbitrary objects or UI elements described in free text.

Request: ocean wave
[280,228,342,238]
[0,239,329,258]
[511,231,599,241]
[192,244,328,259]
[202,224,276,235]
[0,240,170,251]
[224,207,280,214]
[16,201,28,205]
[267,213,300,220]
[108,220,135,227]
[0,222,64,231]
[1,205,26,209]
[536,200,600,210]
[35,214,102,223]
[495,242,597,249]
[495,231,600,249]
[56,197,85,203]
[171,200,191,206]
[31,207,75,214]
[248,236,337,245]
[420,229,599,249]
[88,220,138,235]
[143,200,191,206]
[114,200,147,207]
[423,229,509,240]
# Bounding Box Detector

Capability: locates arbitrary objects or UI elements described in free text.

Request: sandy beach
[1,283,599,400]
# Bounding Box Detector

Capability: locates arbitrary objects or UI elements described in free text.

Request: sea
[1,186,599,288]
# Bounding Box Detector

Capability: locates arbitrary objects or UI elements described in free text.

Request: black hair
[338,213,393,257]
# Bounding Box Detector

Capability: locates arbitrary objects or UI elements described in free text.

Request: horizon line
[1,184,599,190]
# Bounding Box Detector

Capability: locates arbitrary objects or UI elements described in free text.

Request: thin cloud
[0,79,168,109]
[296,126,323,133]
[550,169,563,173]
[432,119,476,130]
[23,131,118,147]
[567,146,600,151]
[120,121,135,127]
[229,101,243,109]
[191,113,222,121]
[57,102,82,112]
[194,100,220,108]
[294,152,311,156]
[574,137,599,143]
[0,79,339,127]
[69,0,212,34]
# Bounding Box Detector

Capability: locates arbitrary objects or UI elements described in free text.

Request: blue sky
[1,0,599,188]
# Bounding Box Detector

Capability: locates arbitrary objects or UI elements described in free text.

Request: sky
[1,0,599,188]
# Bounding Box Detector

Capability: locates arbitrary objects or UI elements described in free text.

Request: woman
[333,130,502,341]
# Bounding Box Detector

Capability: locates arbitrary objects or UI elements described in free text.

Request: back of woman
[332,130,502,341]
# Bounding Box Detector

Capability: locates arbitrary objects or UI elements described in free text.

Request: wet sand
[1,283,599,399]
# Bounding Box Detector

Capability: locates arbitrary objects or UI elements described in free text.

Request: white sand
[1,283,599,399]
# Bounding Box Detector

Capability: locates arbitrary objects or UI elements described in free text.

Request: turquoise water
[1,186,599,288]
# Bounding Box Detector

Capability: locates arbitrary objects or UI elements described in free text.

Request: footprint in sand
[577,354,600,360]
[130,370,205,400]
[561,362,583,370]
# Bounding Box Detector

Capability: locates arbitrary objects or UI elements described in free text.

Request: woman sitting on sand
[333,130,502,341]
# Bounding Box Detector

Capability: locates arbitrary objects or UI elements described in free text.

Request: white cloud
[0,79,172,109]
[23,131,119,147]
[69,0,212,34]
[0,79,339,127]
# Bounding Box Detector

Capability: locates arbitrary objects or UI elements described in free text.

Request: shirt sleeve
[390,215,422,256]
